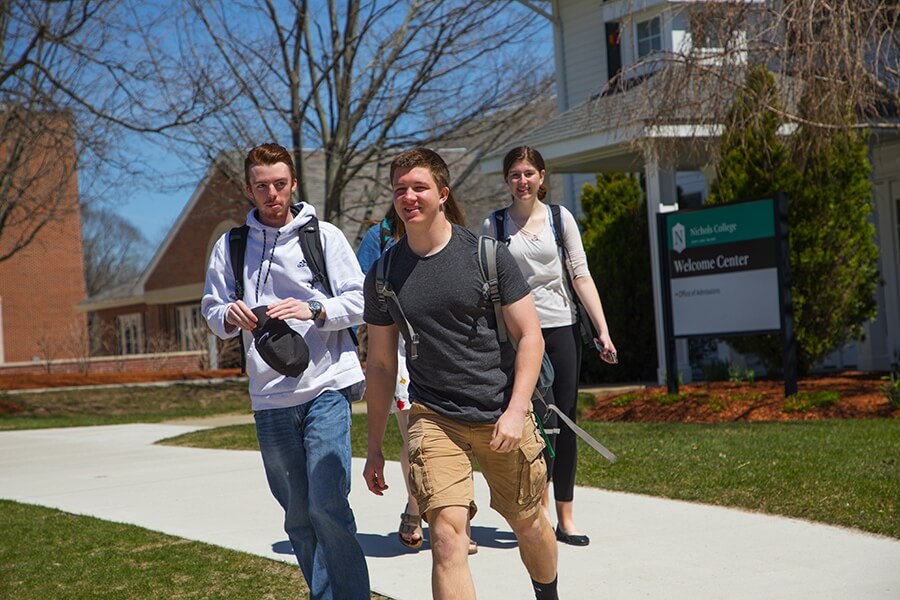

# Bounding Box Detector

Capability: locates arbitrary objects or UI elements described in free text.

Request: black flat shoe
[555,525,590,547]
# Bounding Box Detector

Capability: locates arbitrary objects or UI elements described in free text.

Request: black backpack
[228,206,357,373]
[491,204,598,346]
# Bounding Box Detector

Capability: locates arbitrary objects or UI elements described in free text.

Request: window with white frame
[116,313,143,355]
[176,305,204,351]
[636,16,662,58]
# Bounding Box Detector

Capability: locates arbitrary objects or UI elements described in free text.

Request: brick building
[0,111,88,366]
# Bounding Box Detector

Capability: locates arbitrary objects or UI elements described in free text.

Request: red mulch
[2,369,897,424]
[584,371,899,423]
[0,369,243,391]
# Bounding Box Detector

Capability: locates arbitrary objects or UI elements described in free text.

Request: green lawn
[0,499,393,600]
[0,500,312,599]
[0,382,250,430]
[573,419,900,538]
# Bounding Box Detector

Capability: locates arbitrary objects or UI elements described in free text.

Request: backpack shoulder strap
[228,225,250,373]
[478,235,508,343]
[374,246,393,309]
[374,245,419,360]
[228,225,249,300]
[297,212,358,345]
[549,203,575,285]
[548,204,564,250]
[548,204,595,345]
[492,209,510,245]
[298,216,334,297]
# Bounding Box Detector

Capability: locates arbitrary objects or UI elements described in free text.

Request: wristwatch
[308,300,323,320]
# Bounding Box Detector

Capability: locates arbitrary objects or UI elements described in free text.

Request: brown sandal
[398,511,423,549]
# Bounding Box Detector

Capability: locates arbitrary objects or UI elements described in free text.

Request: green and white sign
[663,198,781,336]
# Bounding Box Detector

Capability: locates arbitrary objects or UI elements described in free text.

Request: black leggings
[542,324,582,502]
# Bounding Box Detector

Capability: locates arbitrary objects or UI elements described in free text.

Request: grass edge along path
[0,381,250,431]
[0,500,389,600]
[161,415,900,540]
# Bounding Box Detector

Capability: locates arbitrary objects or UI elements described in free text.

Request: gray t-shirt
[363,225,531,423]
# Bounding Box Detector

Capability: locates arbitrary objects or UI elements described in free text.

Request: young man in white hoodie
[202,143,370,600]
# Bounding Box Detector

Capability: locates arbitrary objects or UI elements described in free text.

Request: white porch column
[859,179,899,371]
[644,154,679,384]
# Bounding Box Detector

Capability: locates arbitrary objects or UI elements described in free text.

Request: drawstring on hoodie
[255,229,281,303]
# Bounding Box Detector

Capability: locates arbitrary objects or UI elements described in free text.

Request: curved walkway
[1,423,898,599]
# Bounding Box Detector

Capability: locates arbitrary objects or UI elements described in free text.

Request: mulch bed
[584,371,899,423]
[2,369,897,424]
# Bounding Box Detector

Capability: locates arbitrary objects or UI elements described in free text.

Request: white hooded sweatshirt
[202,202,364,411]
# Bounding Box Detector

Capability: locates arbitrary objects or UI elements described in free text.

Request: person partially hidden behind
[362,147,559,600]
[202,143,370,600]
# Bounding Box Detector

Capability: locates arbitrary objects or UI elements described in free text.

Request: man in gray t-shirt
[363,225,529,423]
[363,148,560,600]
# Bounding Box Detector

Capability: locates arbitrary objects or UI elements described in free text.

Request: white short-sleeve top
[482,203,591,328]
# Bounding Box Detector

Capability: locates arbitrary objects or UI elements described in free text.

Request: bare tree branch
[149,0,554,226]
[596,1,899,166]
[0,0,219,261]
[81,204,151,296]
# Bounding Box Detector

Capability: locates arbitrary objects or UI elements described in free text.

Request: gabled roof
[138,151,244,295]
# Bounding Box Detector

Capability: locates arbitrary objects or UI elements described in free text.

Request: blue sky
[94,127,214,263]
[112,146,201,253]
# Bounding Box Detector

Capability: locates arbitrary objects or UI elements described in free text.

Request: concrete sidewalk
[1,423,898,599]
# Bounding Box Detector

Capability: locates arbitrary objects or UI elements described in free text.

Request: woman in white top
[482,145,617,547]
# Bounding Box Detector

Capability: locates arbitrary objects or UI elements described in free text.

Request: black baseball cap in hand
[251,305,310,378]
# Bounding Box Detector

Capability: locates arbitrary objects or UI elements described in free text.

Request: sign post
[657,194,796,396]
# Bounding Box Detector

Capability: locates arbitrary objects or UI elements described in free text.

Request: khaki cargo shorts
[406,403,547,523]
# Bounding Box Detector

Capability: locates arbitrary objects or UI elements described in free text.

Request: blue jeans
[254,388,370,600]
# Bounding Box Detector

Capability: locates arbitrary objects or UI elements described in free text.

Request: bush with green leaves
[707,67,879,375]
[578,173,656,383]
[782,390,841,413]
